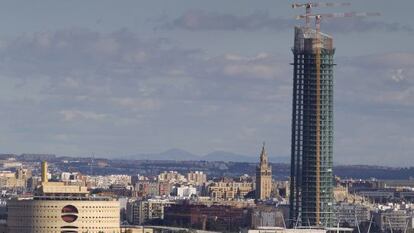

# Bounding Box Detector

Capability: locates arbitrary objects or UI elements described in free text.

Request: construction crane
[292,2,351,28]
[295,11,382,51]
[292,8,380,226]
[296,12,381,28]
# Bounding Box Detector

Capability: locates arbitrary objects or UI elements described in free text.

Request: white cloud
[224,52,269,62]
[160,9,414,34]
[373,87,414,106]
[372,53,414,67]
[339,52,414,107]
[391,69,405,83]
[123,51,147,63]
[111,97,161,111]
[62,77,80,88]
[223,64,276,79]
[34,32,52,48]
[60,110,107,122]
[93,37,120,55]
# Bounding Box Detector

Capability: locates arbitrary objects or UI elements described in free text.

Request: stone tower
[256,143,272,200]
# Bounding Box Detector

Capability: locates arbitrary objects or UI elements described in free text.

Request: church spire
[260,142,268,165]
[256,142,272,200]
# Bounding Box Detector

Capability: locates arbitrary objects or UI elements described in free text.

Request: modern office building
[289,25,335,227]
[7,161,120,233]
[256,144,272,200]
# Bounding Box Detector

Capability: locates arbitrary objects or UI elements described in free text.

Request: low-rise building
[208,180,253,200]
[135,181,161,197]
[335,203,371,227]
[158,171,186,183]
[251,206,286,229]
[121,226,154,233]
[0,171,25,189]
[126,198,174,225]
[174,185,197,198]
[0,160,22,169]
[164,203,251,232]
[187,171,207,186]
[373,209,412,232]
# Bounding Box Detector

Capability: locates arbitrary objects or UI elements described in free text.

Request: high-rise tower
[256,143,272,200]
[289,26,335,227]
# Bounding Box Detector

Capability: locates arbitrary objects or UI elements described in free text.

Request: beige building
[187,171,207,186]
[157,171,186,183]
[7,197,120,233]
[209,180,253,200]
[0,171,25,189]
[7,161,121,233]
[121,226,153,233]
[0,160,22,169]
[255,144,272,200]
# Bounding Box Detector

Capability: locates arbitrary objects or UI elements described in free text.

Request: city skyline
[0,0,413,166]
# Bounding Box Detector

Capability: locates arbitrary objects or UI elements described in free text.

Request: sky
[0,0,413,166]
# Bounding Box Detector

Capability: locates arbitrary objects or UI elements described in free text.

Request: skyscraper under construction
[289,25,335,227]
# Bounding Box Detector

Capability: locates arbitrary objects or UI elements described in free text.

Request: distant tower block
[41,161,48,183]
[256,143,272,200]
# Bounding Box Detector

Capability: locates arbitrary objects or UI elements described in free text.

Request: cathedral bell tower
[256,143,272,200]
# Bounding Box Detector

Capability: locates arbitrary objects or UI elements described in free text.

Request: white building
[175,186,197,198]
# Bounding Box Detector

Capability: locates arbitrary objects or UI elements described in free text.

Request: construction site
[289,1,379,230]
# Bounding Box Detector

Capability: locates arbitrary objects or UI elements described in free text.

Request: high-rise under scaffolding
[289,26,335,227]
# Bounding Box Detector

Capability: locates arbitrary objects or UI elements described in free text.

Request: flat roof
[12,196,115,201]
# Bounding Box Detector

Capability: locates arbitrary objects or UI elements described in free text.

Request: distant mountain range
[125,148,289,163]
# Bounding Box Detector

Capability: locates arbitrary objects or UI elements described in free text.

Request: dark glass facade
[289,26,335,227]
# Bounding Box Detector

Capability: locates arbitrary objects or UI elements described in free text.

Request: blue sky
[0,0,413,166]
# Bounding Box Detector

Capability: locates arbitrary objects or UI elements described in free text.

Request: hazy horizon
[2,148,412,168]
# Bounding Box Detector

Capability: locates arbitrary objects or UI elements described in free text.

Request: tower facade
[289,26,335,227]
[256,144,272,200]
